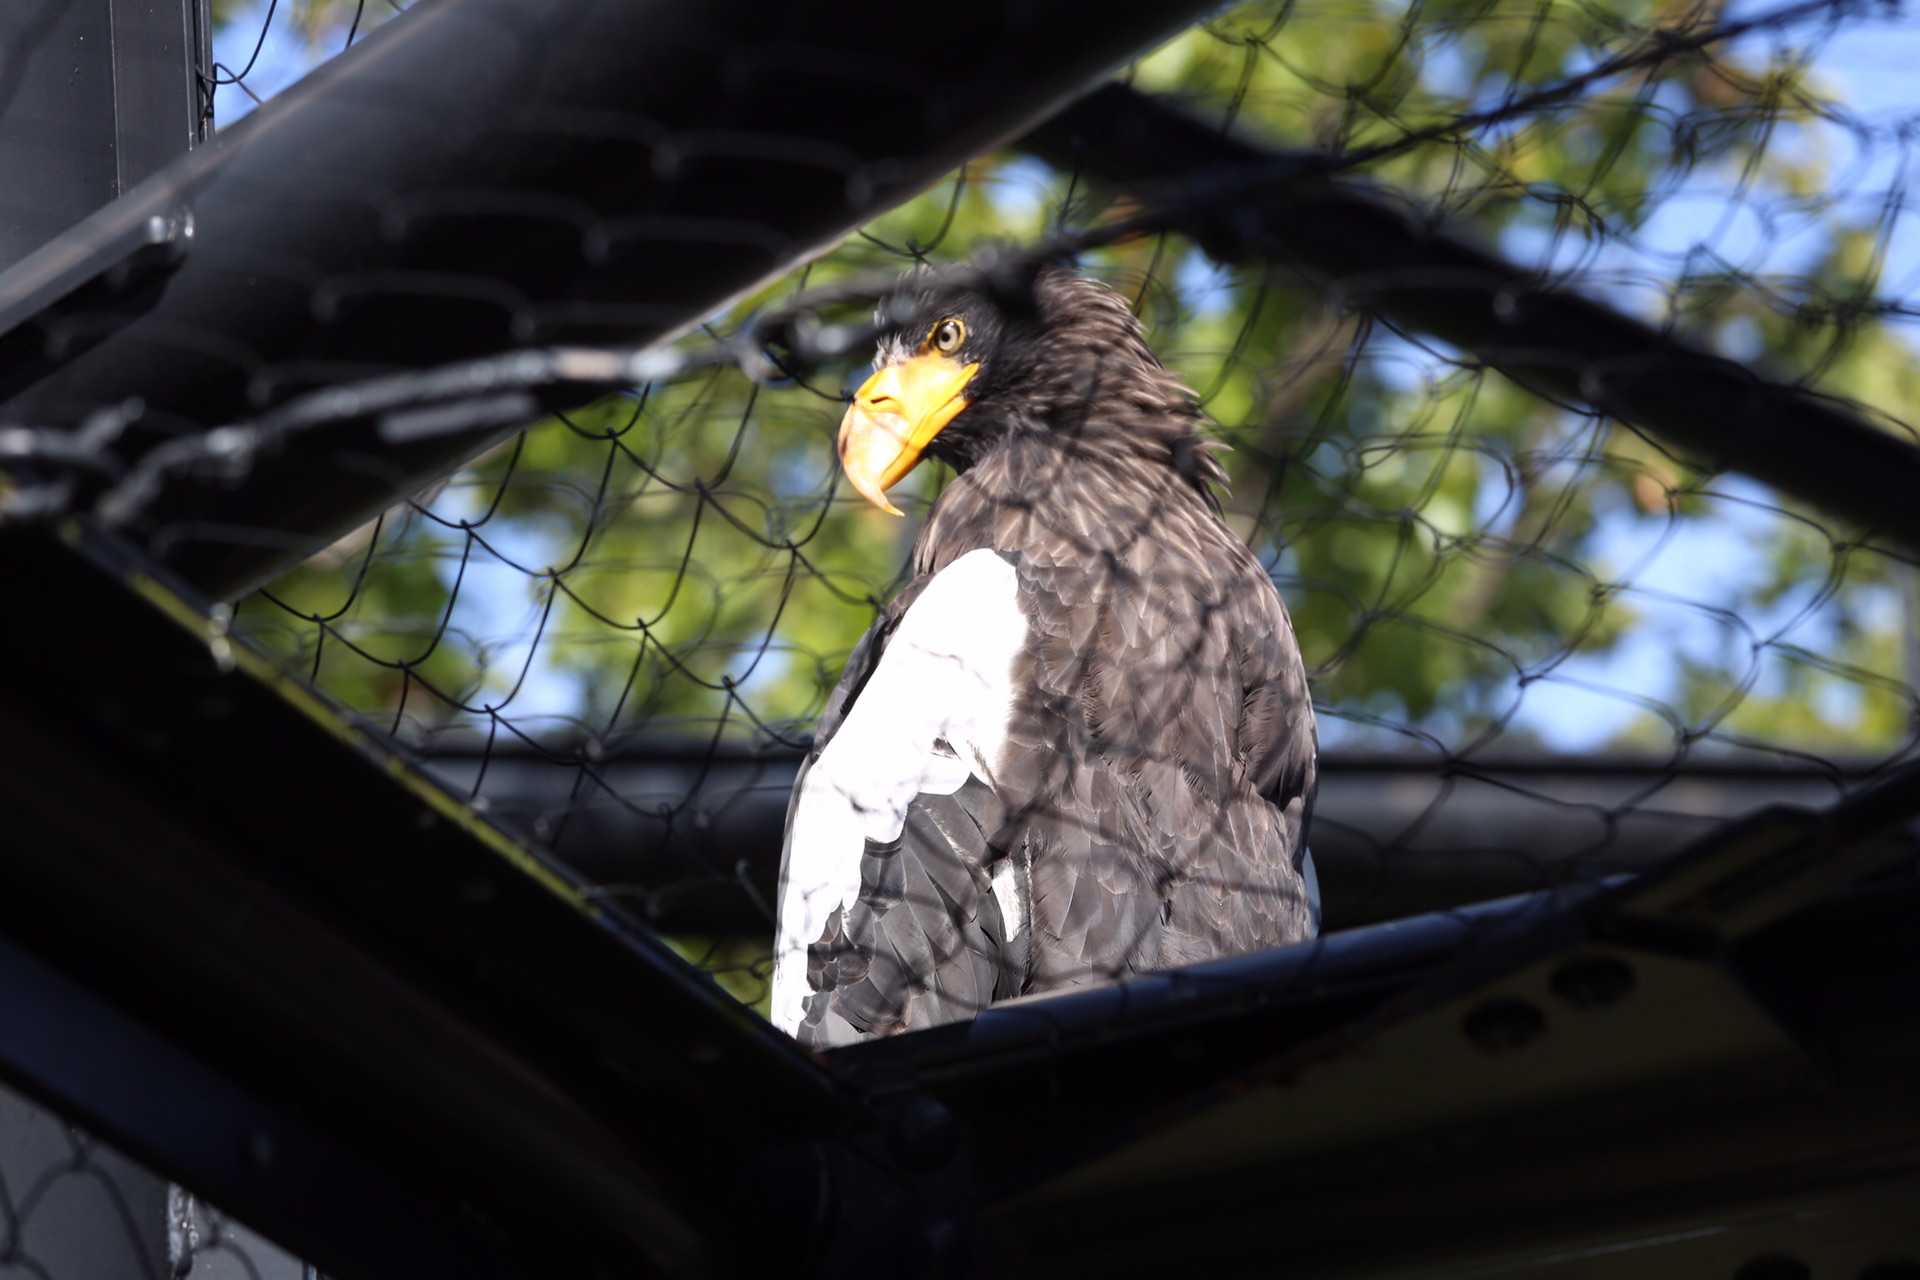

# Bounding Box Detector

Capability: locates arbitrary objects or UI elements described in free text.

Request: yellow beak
[837,353,978,515]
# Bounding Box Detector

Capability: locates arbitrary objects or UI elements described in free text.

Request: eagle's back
[925,437,1317,988]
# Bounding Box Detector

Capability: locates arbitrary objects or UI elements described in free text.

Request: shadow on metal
[833,757,1920,1277]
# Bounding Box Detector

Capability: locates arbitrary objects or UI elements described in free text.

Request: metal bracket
[0,207,193,394]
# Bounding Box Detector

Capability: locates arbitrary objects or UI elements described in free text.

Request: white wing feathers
[772,549,1028,1035]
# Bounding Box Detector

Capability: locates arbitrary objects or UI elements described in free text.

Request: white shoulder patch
[772,549,1027,1035]
[990,858,1026,942]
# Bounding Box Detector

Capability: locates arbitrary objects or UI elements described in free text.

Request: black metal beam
[1026,85,1920,554]
[415,740,1893,933]
[835,761,1920,1278]
[0,0,1223,601]
[0,526,867,1277]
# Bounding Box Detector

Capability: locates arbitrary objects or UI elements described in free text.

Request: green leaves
[233,0,1919,764]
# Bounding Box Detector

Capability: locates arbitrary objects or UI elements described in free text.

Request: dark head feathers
[874,263,1230,507]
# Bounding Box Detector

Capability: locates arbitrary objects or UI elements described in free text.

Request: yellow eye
[929,318,965,355]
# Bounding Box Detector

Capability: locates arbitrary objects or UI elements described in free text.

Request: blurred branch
[1330,0,1855,174]
[1026,85,1920,555]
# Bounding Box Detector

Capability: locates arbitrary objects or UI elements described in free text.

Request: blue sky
[1508,4,1920,751]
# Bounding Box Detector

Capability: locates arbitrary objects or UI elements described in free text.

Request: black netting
[2,0,1918,1228]
[0,1079,311,1280]
[169,0,1920,1021]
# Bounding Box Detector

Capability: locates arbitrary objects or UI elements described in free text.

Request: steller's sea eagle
[773,263,1318,1045]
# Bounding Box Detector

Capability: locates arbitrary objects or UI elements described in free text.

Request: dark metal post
[0,0,209,273]
[0,9,207,1275]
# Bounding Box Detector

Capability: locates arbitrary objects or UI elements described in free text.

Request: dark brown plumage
[774,264,1317,1046]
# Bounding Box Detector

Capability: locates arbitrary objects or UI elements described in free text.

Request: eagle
[772,263,1318,1046]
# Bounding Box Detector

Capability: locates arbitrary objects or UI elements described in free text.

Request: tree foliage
[233,0,1920,765]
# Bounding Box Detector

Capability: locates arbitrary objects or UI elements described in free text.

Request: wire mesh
[4,0,1918,1033]
[201,0,405,125]
[0,1078,311,1280]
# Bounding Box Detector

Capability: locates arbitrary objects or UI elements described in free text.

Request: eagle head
[837,261,1223,516]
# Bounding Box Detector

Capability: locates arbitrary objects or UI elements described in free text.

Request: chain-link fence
[3,0,1919,1273]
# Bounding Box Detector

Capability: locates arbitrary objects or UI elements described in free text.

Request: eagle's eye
[929,318,966,355]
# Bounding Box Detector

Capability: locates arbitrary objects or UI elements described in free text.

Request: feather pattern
[778,267,1317,1045]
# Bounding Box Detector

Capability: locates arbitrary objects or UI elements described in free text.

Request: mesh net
[4,0,1917,1028]
[0,1078,312,1280]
